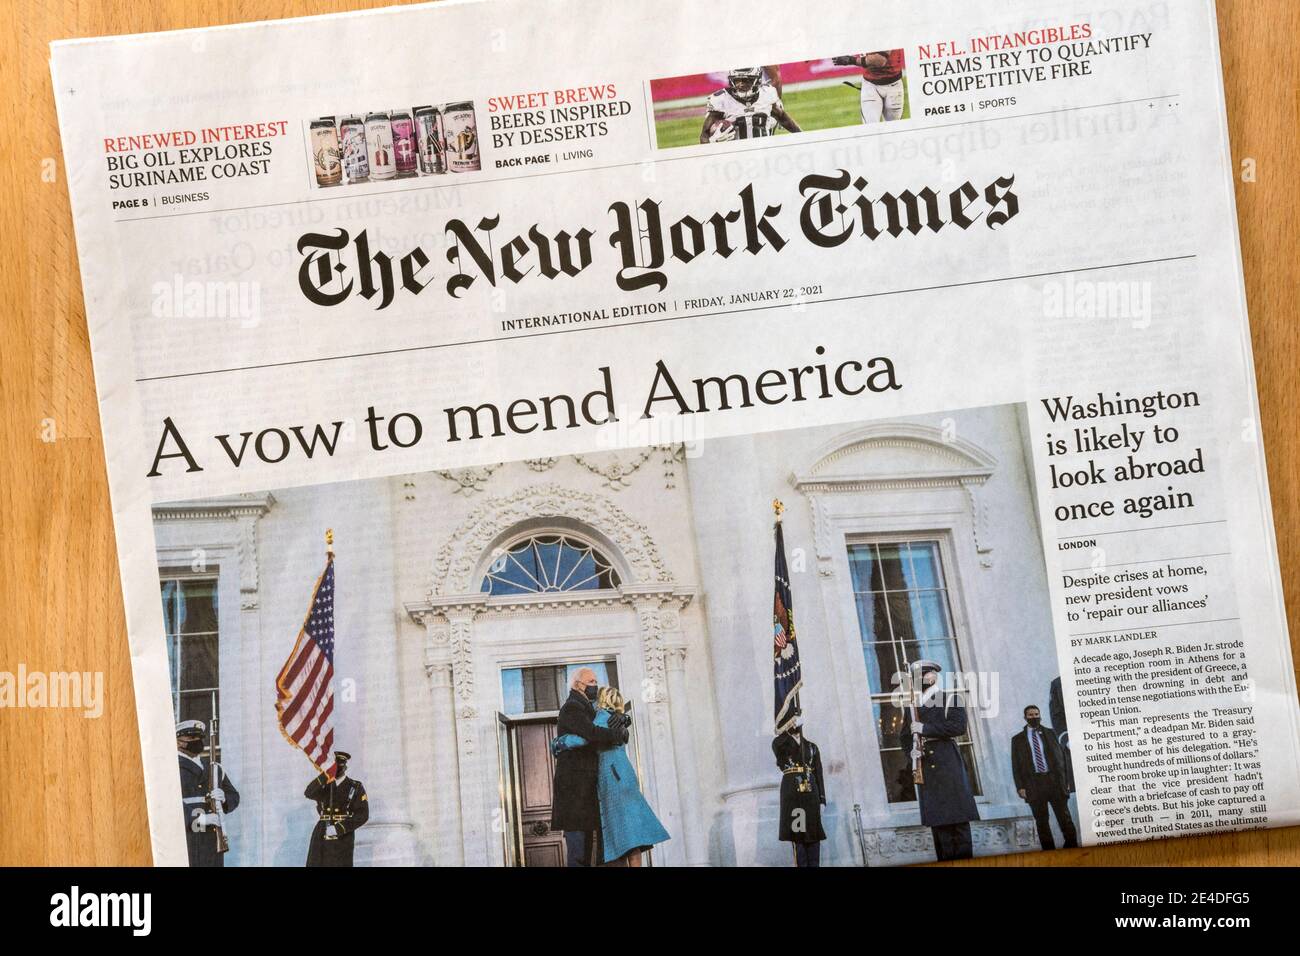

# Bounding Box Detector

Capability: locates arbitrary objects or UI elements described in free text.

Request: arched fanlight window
[480,534,621,596]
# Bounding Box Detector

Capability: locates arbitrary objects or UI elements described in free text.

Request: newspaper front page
[50,0,1299,866]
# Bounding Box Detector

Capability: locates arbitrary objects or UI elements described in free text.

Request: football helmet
[727,67,764,104]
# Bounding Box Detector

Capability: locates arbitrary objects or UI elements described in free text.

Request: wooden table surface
[0,0,1296,867]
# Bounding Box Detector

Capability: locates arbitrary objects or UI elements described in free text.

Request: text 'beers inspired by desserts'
[310,102,480,187]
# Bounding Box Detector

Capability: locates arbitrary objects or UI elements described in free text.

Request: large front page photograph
[155,402,1077,866]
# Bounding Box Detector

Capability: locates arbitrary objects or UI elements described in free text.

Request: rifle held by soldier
[206,691,230,854]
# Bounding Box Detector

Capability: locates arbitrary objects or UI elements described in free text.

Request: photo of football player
[650,54,908,149]
[699,67,801,144]
[832,51,906,123]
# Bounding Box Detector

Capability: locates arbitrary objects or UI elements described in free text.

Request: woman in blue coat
[552,686,670,865]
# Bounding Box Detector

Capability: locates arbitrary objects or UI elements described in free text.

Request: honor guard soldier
[176,719,240,867]
[772,707,827,866]
[305,750,369,867]
[897,660,979,861]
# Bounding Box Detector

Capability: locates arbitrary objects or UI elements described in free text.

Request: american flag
[275,555,337,779]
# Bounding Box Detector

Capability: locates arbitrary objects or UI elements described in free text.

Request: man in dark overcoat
[305,750,370,866]
[772,707,827,866]
[898,660,979,861]
[177,719,239,867]
[550,667,629,866]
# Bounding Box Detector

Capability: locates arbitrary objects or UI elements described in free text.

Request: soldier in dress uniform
[305,750,369,867]
[176,719,240,867]
[898,660,979,861]
[772,707,827,866]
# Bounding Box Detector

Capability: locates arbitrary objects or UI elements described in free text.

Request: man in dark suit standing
[550,667,628,866]
[1011,705,1078,851]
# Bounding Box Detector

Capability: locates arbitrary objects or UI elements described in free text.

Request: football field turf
[653,77,911,149]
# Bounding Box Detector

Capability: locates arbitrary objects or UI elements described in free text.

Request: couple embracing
[550,667,670,866]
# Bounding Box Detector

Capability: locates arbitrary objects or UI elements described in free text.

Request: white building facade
[153,404,1065,866]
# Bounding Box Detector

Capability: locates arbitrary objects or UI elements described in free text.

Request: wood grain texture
[0,0,1295,867]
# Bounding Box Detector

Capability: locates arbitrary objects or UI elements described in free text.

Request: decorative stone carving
[435,465,499,495]
[573,449,655,490]
[424,659,453,689]
[960,478,994,565]
[863,819,1030,863]
[447,615,476,704]
[429,483,673,595]
[793,424,998,567]
[152,493,276,604]
[523,457,558,472]
[633,599,667,702]
[562,445,686,491]
[794,423,996,492]
[422,622,453,690]
[457,706,479,755]
[809,496,835,573]
[659,444,686,489]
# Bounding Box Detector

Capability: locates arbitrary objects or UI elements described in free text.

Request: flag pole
[773,499,799,720]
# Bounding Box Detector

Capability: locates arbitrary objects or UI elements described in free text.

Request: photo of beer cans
[308,102,480,188]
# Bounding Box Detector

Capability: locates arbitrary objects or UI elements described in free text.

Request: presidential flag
[276,551,337,779]
[773,510,802,733]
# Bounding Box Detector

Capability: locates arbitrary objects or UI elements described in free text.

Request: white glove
[324,824,339,840]
[208,788,226,805]
[910,721,925,734]
[194,812,221,831]
[710,123,737,143]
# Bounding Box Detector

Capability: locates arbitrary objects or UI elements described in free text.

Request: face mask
[584,684,599,701]
[1026,717,1042,728]
[180,737,203,755]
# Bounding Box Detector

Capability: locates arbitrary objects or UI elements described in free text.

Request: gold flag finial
[325,528,335,556]
[773,499,784,522]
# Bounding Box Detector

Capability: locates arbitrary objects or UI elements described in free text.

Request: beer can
[441,101,481,173]
[310,118,342,187]
[389,108,418,178]
[414,106,446,175]
[364,111,396,181]
[339,115,369,184]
